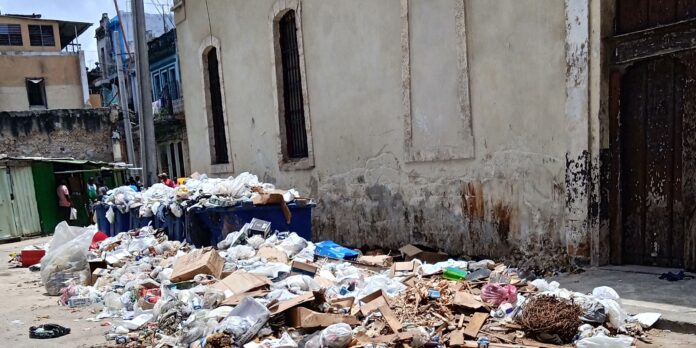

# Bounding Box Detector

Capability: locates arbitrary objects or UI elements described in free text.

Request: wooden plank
[449,329,465,347]
[462,312,488,338]
[609,69,623,265]
[378,305,402,333]
[620,62,648,265]
[610,18,696,64]
[457,314,466,329]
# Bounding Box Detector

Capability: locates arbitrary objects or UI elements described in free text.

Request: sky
[0,0,172,68]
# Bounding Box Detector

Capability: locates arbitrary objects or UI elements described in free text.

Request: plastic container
[20,249,46,267]
[443,267,467,281]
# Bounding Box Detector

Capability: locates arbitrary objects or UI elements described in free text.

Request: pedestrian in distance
[56,179,71,222]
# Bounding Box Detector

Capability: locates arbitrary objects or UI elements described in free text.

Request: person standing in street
[97,177,109,201]
[56,179,71,222]
[158,173,176,188]
[87,177,98,222]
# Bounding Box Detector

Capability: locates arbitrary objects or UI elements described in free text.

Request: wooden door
[610,0,696,268]
[619,57,687,267]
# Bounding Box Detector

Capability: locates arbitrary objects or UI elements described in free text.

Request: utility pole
[114,30,136,167]
[132,0,157,186]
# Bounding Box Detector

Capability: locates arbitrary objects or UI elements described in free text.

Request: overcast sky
[0,0,172,68]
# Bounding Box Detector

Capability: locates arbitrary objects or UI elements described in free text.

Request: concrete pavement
[553,265,696,333]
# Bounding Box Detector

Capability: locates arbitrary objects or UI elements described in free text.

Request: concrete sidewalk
[553,265,696,333]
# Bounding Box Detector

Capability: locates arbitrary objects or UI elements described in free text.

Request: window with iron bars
[278,10,308,159]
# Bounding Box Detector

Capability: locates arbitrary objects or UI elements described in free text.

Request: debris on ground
[29,173,662,347]
[29,323,71,339]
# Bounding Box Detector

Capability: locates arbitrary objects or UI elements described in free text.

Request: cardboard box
[399,244,449,264]
[91,268,109,285]
[222,289,269,306]
[257,246,288,263]
[252,190,292,224]
[390,261,416,277]
[213,271,272,298]
[359,289,390,316]
[290,260,318,277]
[288,307,359,328]
[268,292,315,315]
[170,249,224,283]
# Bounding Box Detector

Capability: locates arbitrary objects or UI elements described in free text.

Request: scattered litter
[29,324,71,339]
[26,171,660,347]
[658,270,694,281]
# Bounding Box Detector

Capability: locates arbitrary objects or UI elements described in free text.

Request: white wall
[176,0,578,265]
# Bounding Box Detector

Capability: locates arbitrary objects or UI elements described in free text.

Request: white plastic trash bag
[575,334,633,348]
[40,222,97,295]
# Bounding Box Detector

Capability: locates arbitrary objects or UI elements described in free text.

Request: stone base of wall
[0,108,116,162]
[310,152,576,273]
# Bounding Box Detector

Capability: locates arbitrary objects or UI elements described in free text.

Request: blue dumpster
[95,204,111,236]
[186,202,315,247]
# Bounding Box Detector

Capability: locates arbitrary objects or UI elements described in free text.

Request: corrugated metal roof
[0,155,129,168]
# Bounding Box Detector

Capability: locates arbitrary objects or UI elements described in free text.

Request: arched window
[270,0,314,170]
[204,47,229,164]
[278,10,308,159]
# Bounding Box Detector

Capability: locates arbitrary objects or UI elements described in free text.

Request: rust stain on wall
[462,181,484,220]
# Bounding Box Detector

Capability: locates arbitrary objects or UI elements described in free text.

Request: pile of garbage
[102,172,303,221]
[39,222,659,348]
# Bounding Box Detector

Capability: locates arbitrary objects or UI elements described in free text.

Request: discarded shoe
[29,324,71,339]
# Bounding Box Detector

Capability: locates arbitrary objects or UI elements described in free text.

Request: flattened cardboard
[330,297,355,308]
[222,289,269,306]
[290,260,318,277]
[170,249,224,283]
[252,191,292,224]
[453,291,483,309]
[288,307,359,328]
[357,255,393,267]
[399,244,449,264]
[257,246,289,263]
[268,292,315,315]
[359,289,390,315]
[214,271,271,297]
[378,305,402,332]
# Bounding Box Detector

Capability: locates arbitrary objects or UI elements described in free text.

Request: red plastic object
[20,249,46,267]
[90,231,109,250]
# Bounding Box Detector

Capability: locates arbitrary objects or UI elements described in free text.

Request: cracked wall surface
[177,0,583,269]
[0,108,115,162]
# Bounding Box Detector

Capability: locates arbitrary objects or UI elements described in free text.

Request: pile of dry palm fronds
[516,295,583,343]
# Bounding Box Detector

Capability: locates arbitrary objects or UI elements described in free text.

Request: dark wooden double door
[612,0,696,268]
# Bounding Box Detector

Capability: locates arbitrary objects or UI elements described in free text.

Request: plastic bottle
[443,267,467,281]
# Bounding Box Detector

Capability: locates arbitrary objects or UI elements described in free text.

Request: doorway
[608,0,696,269]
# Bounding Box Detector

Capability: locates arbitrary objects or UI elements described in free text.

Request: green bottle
[443,267,467,281]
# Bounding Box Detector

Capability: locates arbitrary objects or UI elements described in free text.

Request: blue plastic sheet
[315,240,359,260]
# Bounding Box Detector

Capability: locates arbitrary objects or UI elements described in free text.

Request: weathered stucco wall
[0,108,115,162]
[176,0,577,268]
[0,54,84,111]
